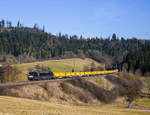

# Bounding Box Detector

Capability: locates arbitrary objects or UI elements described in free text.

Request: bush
[144,72,150,77]
[0,65,21,83]
[60,82,92,103]
[118,72,143,108]
[28,65,52,72]
[0,55,17,64]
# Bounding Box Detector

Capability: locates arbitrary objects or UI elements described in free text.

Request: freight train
[28,69,119,81]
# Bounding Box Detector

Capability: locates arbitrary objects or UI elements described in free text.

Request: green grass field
[0,96,149,115]
[13,58,102,81]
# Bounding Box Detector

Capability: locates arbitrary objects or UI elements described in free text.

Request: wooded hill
[0,20,150,67]
[123,46,150,75]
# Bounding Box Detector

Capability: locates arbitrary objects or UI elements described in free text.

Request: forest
[0,19,150,74]
[123,46,150,76]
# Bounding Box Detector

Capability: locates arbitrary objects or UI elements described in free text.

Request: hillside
[123,46,150,76]
[0,74,146,105]
[0,96,149,115]
[0,20,150,65]
[0,75,149,115]
[13,58,102,81]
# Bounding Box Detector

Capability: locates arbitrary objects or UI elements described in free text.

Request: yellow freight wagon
[53,69,118,78]
[28,69,119,81]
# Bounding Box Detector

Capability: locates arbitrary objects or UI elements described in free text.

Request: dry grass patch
[0,96,149,115]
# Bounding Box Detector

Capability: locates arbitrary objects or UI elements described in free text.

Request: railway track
[0,72,119,87]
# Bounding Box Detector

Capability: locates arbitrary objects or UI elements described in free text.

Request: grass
[111,99,150,111]
[140,77,150,88]
[134,99,150,108]
[13,58,101,81]
[0,96,149,115]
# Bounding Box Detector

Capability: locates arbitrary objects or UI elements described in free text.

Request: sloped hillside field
[13,58,102,82]
[0,96,149,115]
[0,75,143,105]
[0,75,149,115]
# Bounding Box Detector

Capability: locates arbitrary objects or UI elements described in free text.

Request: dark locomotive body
[28,72,54,81]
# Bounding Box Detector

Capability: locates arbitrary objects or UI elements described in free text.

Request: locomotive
[28,69,119,81]
[28,71,54,81]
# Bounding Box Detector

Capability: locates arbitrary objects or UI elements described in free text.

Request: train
[27,69,119,81]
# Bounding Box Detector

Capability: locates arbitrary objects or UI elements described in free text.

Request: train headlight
[28,75,33,78]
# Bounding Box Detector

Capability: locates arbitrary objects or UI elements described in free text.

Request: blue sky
[1,0,150,39]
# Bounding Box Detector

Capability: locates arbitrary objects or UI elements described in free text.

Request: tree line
[0,19,150,68]
[122,45,150,76]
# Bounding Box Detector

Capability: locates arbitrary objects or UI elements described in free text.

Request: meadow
[0,96,149,115]
[13,58,102,81]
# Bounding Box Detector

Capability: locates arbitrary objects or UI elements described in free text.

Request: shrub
[0,65,21,83]
[28,64,52,72]
[60,82,71,94]
[118,72,143,108]
[60,82,92,103]
[0,55,17,64]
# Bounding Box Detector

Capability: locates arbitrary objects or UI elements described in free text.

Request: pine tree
[112,33,117,41]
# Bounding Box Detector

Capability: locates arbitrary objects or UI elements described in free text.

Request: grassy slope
[134,99,150,108]
[0,96,149,115]
[14,58,102,81]
[141,77,150,88]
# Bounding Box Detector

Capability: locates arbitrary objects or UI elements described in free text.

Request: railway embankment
[0,75,147,105]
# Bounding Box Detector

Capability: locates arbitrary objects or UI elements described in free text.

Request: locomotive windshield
[29,72,38,76]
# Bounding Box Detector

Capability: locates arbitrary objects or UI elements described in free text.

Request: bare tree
[0,65,21,83]
[28,65,52,72]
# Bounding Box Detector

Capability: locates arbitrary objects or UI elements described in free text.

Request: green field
[0,96,149,115]
[14,58,102,81]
